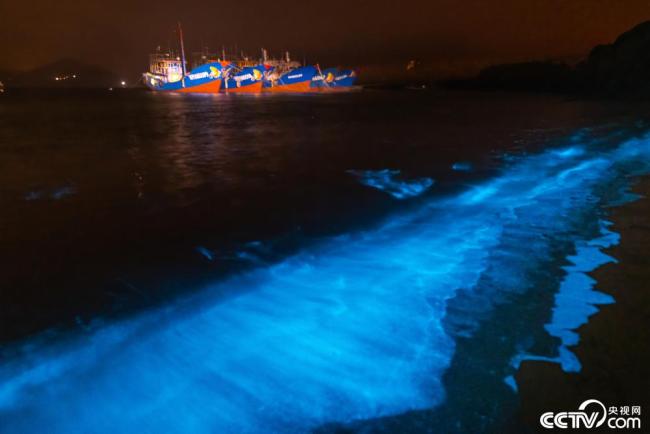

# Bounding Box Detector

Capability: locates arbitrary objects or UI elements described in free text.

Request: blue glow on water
[196,246,215,261]
[348,169,434,199]
[504,375,518,392]
[505,137,650,387]
[512,221,620,372]
[50,185,76,200]
[451,162,473,172]
[24,190,44,200]
[235,250,262,263]
[511,221,617,373]
[552,146,585,159]
[24,185,76,201]
[0,216,463,432]
[2,136,650,432]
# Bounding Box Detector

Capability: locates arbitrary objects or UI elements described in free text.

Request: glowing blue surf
[348,169,434,199]
[511,220,618,374]
[2,135,650,433]
[543,221,618,370]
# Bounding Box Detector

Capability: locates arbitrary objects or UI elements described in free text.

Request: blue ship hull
[223,65,265,93]
[263,66,318,92]
[144,62,224,93]
[333,69,358,87]
[311,68,358,90]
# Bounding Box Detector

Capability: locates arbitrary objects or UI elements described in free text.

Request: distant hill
[444,20,650,98]
[7,59,119,88]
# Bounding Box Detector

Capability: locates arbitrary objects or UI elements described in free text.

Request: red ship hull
[176,79,222,93]
[224,81,263,94]
[263,80,313,93]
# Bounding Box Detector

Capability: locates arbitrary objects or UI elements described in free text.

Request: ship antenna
[177,22,187,87]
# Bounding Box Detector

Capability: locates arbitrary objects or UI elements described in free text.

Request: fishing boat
[144,61,225,93]
[311,67,358,91]
[222,65,264,93]
[311,67,336,90]
[333,69,358,87]
[263,65,318,93]
[144,26,359,94]
[258,51,317,93]
[143,23,224,93]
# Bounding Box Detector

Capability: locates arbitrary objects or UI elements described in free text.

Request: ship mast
[177,22,187,87]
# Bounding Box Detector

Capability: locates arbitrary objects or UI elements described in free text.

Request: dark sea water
[0,89,649,433]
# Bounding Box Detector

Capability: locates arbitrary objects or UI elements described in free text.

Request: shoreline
[513,176,650,431]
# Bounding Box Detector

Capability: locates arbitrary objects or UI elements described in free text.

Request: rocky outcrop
[577,21,650,97]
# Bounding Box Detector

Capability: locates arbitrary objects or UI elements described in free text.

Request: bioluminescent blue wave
[347,169,434,199]
[1,135,650,433]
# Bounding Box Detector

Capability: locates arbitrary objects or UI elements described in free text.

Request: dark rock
[578,21,650,97]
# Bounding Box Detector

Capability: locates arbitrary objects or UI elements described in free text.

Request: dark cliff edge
[444,21,650,99]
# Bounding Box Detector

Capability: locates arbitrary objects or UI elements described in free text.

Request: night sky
[1,0,649,78]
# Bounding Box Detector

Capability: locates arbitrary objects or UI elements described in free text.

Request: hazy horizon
[1,1,649,79]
